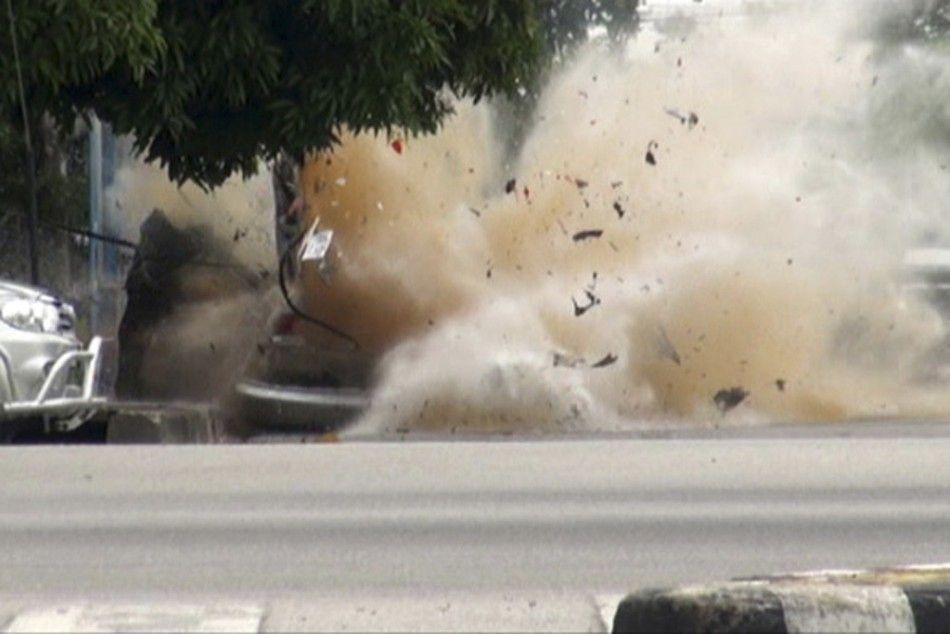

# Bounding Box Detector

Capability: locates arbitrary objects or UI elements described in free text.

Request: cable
[277,226,360,350]
[40,220,139,251]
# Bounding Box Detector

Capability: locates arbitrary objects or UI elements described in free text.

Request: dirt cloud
[296,2,950,434]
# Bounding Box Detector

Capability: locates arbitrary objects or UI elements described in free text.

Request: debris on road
[505,178,517,195]
[645,141,659,166]
[776,378,786,392]
[613,201,626,218]
[714,387,749,413]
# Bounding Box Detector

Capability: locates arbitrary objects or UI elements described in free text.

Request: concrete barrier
[613,565,950,633]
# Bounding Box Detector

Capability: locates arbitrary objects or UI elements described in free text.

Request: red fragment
[391,139,403,154]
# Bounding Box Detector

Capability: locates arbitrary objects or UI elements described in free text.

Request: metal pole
[5,0,40,285]
[88,115,103,334]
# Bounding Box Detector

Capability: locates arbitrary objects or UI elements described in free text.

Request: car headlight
[0,299,61,333]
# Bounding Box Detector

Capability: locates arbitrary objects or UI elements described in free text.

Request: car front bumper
[1,336,108,427]
[232,378,369,432]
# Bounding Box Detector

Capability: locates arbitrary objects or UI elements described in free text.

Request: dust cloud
[295,1,950,434]
[107,159,276,274]
[107,160,279,401]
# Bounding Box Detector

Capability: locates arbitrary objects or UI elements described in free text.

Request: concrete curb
[613,564,950,633]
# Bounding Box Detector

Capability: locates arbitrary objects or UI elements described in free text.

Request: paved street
[0,427,948,629]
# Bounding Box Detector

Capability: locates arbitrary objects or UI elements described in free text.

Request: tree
[1,0,163,281]
[46,1,542,189]
[1,0,164,216]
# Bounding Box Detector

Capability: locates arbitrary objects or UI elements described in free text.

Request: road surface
[0,424,948,630]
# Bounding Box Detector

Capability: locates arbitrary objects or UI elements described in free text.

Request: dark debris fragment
[666,108,699,130]
[613,201,626,218]
[664,108,687,125]
[572,290,601,317]
[591,353,618,368]
[505,178,517,194]
[714,387,749,413]
[775,379,786,392]
[572,229,604,242]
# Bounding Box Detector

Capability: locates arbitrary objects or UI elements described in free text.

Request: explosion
[295,2,950,434]
[107,2,950,435]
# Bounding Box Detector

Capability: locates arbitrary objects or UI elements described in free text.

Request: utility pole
[88,115,102,334]
[5,0,40,286]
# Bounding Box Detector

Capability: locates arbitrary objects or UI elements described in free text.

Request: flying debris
[591,353,618,368]
[714,387,749,413]
[572,290,601,317]
[657,326,682,365]
[573,229,604,242]
[664,108,701,130]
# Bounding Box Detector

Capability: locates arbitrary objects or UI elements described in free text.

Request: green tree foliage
[53,0,541,188]
[0,0,162,225]
[0,117,87,227]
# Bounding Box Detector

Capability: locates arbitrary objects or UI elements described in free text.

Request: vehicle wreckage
[228,216,373,434]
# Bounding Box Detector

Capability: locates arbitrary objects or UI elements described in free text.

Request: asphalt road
[0,427,949,630]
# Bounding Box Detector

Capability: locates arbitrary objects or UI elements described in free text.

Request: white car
[0,279,106,439]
